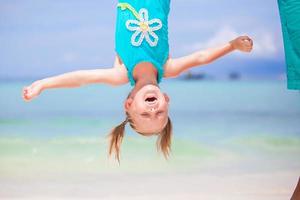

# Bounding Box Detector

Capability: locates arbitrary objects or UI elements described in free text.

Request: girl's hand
[230,36,253,52]
[22,80,44,102]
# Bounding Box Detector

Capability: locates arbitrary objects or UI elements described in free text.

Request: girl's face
[124,84,170,135]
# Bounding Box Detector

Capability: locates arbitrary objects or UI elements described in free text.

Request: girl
[22,0,253,163]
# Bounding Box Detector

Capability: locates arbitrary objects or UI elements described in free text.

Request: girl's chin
[132,84,162,101]
[142,84,160,91]
[141,85,161,96]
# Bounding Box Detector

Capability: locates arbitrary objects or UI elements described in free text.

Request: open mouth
[144,91,158,103]
[145,96,157,102]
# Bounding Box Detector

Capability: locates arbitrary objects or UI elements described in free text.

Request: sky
[0,0,286,80]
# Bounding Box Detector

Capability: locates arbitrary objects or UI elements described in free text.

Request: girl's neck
[130,63,159,98]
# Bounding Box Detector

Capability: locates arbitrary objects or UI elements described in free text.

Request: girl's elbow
[110,81,125,86]
[108,77,129,86]
[164,70,179,78]
[203,58,214,65]
[197,54,212,65]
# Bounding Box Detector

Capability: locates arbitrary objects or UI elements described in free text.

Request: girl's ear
[164,93,170,103]
[124,97,133,110]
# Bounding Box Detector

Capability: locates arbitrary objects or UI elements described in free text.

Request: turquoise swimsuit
[115,0,170,86]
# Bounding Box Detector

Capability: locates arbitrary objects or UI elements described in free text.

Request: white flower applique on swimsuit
[118,3,163,47]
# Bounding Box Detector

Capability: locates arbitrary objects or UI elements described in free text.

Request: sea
[0,80,299,199]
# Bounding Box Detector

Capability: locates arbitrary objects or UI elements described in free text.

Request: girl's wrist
[39,78,49,91]
[229,40,236,50]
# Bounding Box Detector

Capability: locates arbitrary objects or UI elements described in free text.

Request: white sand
[0,167,298,200]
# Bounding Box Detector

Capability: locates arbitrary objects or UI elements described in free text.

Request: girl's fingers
[246,41,253,48]
[24,89,29,95]
[24,86,30,92]
[241,37,252,45]
[243,40,253,48]
[240,36,250,41]
[23,96,30,102]
[22,88,30,98]
[244,42,251,47]
[249,39,253,46]
[242,45,251,50]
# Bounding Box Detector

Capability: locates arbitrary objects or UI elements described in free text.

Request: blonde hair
[108,111,173,163]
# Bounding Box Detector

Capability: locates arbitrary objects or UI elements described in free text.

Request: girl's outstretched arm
[22,58,128,101]
[164,36,253,78]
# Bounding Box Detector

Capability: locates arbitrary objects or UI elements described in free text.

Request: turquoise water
[0,80,300,174]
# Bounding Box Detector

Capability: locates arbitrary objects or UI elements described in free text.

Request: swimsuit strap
[117,3,140,20]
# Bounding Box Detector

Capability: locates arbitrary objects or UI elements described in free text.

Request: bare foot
[22,80,44,102]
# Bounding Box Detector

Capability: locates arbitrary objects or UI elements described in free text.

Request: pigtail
[107,113,172,163]
[108,118,128,164]
[156,117,173,159]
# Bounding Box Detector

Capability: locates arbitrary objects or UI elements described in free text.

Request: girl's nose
[149,107,156,112]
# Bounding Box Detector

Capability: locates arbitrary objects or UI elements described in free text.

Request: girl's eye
[141,113,150,117]
[157,111,164,116]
